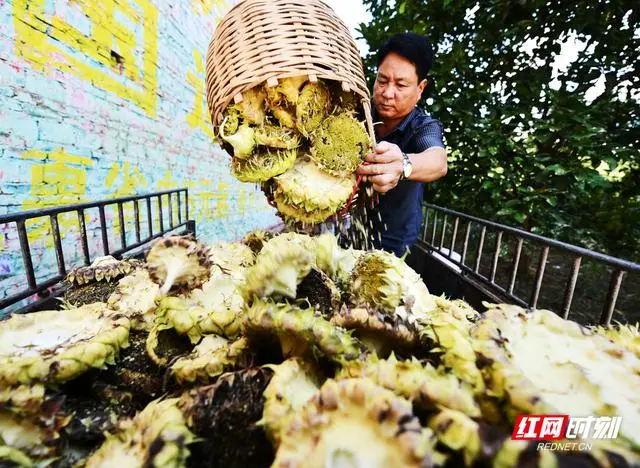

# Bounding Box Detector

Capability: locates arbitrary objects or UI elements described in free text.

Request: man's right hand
[357,141,404,194]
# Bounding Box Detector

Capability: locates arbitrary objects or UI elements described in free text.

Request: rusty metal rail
[419,204,640,325]
[0,189,195,312]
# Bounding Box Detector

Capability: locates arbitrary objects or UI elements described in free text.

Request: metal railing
[0,189,195,312]
[419,203,640,325]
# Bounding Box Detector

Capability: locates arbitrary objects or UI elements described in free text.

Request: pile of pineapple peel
[0,231,638,467]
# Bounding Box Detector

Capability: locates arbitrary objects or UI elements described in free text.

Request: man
[357,32,448,257]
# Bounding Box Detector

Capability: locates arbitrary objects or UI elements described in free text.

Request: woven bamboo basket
[205,0,375,146]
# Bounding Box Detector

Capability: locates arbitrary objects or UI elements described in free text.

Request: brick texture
[0,0,279,308]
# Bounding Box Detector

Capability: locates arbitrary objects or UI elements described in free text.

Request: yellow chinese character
[188,179,215,224]
[21,149,93,246]
[157,170,179,192]
[192,0,232,16]
[237,192,248,216]
[156,170,182,224]
[105,162,148,198]
[194,191,214,224]
[214,181,231,219]
[14,0,158,116]
[105,162,149,233]
[186,50,216,139]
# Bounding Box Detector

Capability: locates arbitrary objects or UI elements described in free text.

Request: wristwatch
[400,152,413,180]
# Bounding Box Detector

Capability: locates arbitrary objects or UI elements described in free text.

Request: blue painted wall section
[0,0,280,305]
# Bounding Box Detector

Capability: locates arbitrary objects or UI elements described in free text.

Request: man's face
[373,52,427,120]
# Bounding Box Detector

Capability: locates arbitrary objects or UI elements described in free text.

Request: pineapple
[170,336,250,385]
[272,378,438,468]
[295,81,331,136]
[107,269,159,331]
[254,124,302,150]
[349,250,437,322]
[220,123,256,159]
[145,322,193,368]
[310,113,371,176]
[260,357,323,446]
[265,76,309,107]
[418,296,485,392]
[243,299,361,363]
[0,384,49,419]
[242,236,314,301]
[64,256,141,306]
[336,353,481,418]
[591,321,640,359]
[208,240,256,276]
[313,232,366,285]
[84,398,195,468]
[146,235,212,295]
[65,255,138,286]
[272,156,356,225]
[471,303,640,450]
[0,410,65,459]
[330,305,421,356]
[157,282,244,343]
[240,229,276,254]
[0,304,129,386]
[231,147,298,183]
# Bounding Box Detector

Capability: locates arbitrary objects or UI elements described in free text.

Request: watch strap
[400,152,411,180]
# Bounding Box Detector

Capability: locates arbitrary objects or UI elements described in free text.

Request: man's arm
[357,141,448,194]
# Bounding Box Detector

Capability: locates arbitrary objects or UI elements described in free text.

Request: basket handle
[336,162,370,218]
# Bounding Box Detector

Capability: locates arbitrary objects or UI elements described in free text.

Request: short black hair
[376,32,435,82]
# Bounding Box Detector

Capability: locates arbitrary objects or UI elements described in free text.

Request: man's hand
[357,141,404,194]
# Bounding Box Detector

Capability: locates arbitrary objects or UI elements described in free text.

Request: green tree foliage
[359,0,640,260]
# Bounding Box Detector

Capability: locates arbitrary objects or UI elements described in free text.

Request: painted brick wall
[0,0,280,307]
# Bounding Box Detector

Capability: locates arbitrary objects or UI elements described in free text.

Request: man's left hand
[357,141,404,194]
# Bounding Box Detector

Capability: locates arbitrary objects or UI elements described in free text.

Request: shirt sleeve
[413,118,445,152]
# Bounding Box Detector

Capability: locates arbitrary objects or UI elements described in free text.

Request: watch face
[403,163,413,178]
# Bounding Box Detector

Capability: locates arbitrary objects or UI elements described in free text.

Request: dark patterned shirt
[367,106,445,257]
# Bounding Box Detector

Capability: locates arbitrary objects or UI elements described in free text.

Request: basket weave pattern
[205,0,375,143]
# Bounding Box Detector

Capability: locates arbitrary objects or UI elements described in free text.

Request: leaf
[544,164,567,176]
[513,212,527,223]
[496,208,514,216]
